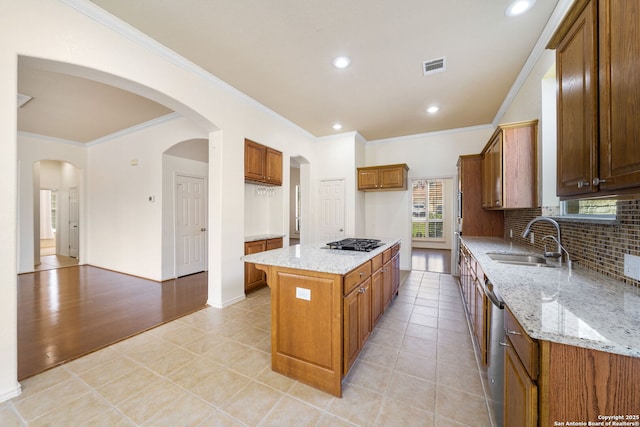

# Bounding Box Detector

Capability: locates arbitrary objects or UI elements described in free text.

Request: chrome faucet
[521,216,563,258]
[542,235,572,271]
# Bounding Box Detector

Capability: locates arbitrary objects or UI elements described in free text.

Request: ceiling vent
[423,57,446,76]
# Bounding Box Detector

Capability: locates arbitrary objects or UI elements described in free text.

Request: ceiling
[18,0,563,143]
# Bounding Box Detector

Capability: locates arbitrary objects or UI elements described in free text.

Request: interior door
[68,187,79,258]
[319,179,345,241]
[176,175,207,277]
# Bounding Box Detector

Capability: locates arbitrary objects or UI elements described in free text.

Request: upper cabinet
[481,120,538,210]
[357,164,409,191]
[548,0,640,198]
[244,138,282,186]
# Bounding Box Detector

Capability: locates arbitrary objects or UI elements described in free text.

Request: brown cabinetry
[457,155,504,237]
[458,241,487,365]
[244,139,282,186]
[503,307,539,427]
[343,274,371,374]
[244,237,283,293]
[481,120,538,209]
[549,0,640,198]
[357,164,409,191]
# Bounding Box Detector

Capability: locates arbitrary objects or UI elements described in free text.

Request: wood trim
[547,0,593,49]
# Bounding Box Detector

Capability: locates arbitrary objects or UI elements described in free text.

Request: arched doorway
[33,160,81,271]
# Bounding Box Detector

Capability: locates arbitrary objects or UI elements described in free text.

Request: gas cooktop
[326,238,382,252]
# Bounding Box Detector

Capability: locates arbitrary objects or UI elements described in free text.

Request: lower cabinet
[244,237,283,293]
[504,339,538,427]
[343,277,371,373]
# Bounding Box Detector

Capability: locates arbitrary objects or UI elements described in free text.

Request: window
[560,198,617,220]
[412,179,444,239]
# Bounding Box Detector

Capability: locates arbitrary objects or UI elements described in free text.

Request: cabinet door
[598,0,640,192]
[379,166,405,189]
[265,148,283,186]
[343,278,371,374]
[357,169,379,190]
[473,280,487,365]
[266,237,283,251]
[245,139,266,182]
[504,343,538,427]
[391,254,400,296]
[244,240,267,292]
[371,269,383,326]
[489,135,503,208]
[381,260,393,311]
[555,0,598,197]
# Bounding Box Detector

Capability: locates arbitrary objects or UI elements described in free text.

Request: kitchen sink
[487,252,555,267]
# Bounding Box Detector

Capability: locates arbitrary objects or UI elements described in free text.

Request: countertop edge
[460,236,640,359]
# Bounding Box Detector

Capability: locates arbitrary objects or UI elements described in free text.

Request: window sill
[551,215,618,225]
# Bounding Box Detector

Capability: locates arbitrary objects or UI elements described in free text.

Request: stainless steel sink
[487,252,555,267]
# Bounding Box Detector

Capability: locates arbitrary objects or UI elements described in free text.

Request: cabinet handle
[577,180,591,189]
[495,201,501,206]
[358,287,366,293]
[359,272,365,277]
[506,329,521,336]
[499,341,511,347]
[592,177,607,186]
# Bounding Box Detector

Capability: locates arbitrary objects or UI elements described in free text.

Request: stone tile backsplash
[504,200,640,288]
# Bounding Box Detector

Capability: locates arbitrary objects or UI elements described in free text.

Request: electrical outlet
[509,229,513,238]
[529,232,534,244]
[624,254,640,280]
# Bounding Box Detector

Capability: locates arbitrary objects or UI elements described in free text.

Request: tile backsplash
[504,200,640,288]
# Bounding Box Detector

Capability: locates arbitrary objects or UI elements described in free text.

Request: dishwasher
[484,277,505,427]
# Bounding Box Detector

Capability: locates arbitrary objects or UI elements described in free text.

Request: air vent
[423,57,446,76]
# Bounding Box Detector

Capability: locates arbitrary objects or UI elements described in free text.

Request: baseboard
[0,382,22,403]
[208,294,246,309]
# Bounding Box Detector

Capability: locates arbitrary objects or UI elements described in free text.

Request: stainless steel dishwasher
[484,278,505,427]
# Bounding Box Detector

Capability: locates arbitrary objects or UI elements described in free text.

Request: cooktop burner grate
[326,238,382,252]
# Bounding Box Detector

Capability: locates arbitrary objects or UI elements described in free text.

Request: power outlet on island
[624,254,640,281]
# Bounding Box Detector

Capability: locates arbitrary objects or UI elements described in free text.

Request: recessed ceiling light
[426,106,440,114]
[332,123,343,130]
[505,0,536,16]
[333,56,351,69]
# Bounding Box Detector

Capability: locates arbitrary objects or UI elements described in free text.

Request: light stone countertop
[461,236,640,358]
[242,238,401,275]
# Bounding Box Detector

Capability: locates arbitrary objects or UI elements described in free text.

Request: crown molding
[18,131,86,147]
[367,124,494,145]
[492,0,574,126]
[87,112,182,146]
[57,0,315,140]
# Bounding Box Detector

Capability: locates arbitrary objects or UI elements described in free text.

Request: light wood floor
[17,266,208,380]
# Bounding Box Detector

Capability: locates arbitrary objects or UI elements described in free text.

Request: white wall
[1,0,317,399]
[289,167,300,238]
[87,116,207,281]
[364,126,494,270]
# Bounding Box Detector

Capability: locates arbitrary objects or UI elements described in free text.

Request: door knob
[200,228,207,232]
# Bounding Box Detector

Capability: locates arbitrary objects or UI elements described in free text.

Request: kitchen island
[242,238,401,397]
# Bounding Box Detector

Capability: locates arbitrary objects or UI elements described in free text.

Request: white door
[319,179,345,241]
[176,175,206,277]
[68,187,79,258]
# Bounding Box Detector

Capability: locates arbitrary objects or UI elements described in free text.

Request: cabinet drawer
[505,307,539,380]
[371,254,383,272]
[382,248,392,264]
[344,261,371,295]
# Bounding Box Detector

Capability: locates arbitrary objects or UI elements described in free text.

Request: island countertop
[242,238,401,275]
[461,236,640,358]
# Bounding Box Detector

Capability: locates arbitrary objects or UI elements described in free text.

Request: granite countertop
[245,234,286,242]
[242,238,401,275]
[461,236,640,358]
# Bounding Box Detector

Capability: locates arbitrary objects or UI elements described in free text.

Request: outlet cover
[624,254,640,280]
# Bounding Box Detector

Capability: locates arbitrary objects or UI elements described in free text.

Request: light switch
[296,287,311,301]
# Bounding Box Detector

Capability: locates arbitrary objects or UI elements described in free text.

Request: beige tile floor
[1,271,492,426]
